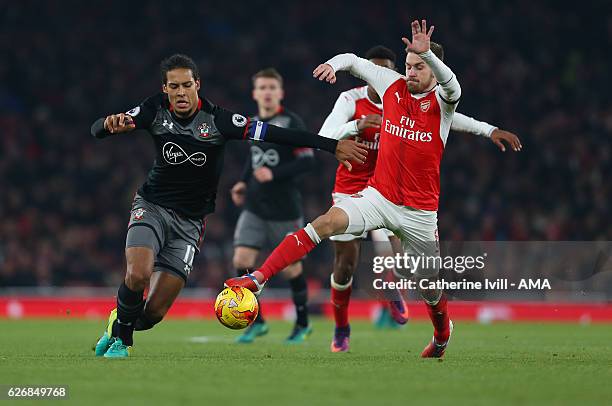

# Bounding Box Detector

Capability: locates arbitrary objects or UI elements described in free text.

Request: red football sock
[331,286,352,328]
[425,294,450,342]
[258,228,318,280]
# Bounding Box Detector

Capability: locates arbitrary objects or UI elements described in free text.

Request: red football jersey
[331,87,382,194]
[368,79,446,210]
[324,51,461,211]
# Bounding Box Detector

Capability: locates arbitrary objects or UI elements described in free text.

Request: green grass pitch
[0,318,610,405]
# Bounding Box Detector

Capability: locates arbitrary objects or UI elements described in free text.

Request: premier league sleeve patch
[126,106,141,117]
[232,114,248,127]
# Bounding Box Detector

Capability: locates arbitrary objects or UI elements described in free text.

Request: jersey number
[183,245,196,274]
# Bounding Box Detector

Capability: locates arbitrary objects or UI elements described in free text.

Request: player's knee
[313,212,345,239]
[416,277,441,303]
[333,254,357,283]
[232,255,252,270]
[232,248,257,270]
[125,263,152,291]
[125,247,154,290]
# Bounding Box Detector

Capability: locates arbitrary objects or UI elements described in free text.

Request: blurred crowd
[1,1,610,291]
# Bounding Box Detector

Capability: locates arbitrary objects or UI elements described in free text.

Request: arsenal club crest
[420,100,431,112]
[198,122,210,138]
[132,208,146,221]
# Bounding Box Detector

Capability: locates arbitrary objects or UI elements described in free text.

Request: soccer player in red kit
[318,45,521,351]
[226,20,521,358]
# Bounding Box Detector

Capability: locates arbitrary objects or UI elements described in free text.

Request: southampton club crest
[132,208,146,221]
[198,122,211,138]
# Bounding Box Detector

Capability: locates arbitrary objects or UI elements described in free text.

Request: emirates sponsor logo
[354,134,380,150]
[384,115,432,142]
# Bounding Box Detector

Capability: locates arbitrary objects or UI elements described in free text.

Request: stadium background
[1,1,610,313]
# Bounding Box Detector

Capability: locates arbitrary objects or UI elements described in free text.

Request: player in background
[319,45,521,350]
[226,20,522,358]
[90,54,367,358]
[231,68,314,344]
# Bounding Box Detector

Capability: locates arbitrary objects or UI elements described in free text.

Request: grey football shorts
[125,194,205,282]
[233,210,303,249]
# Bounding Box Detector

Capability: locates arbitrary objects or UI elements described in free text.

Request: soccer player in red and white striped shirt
[226,20,521,358]
[318,45,520,352]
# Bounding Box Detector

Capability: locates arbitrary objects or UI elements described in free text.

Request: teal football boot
[103,337,132,358]
[94,308,117,356]
[235,322,269,343]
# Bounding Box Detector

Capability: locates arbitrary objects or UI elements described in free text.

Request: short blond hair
[252,68,283,87]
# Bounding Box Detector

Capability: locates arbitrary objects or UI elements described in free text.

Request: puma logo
[293,234,303,247]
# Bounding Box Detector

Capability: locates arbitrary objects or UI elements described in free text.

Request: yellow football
[214,286,259,329]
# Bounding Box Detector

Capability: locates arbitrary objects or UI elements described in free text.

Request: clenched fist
[104,113,136,134]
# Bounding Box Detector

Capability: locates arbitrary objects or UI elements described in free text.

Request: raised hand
[401,19,435,55]
[491,129,523,152]
[336,139,368,171]
[313,63,337,84]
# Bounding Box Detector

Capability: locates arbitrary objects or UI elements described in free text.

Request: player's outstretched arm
[452,112,522,152]
[91,114,136,138]
[402,19,461,103]
[269,117,316,181]
[91,95,158,139]
[318,92,359,140]
[452,112,497,138]
[215,109,368,171]
[313,54,402,99]
[258,124,367,171]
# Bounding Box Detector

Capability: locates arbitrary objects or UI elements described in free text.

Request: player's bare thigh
[311,207,350,239]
